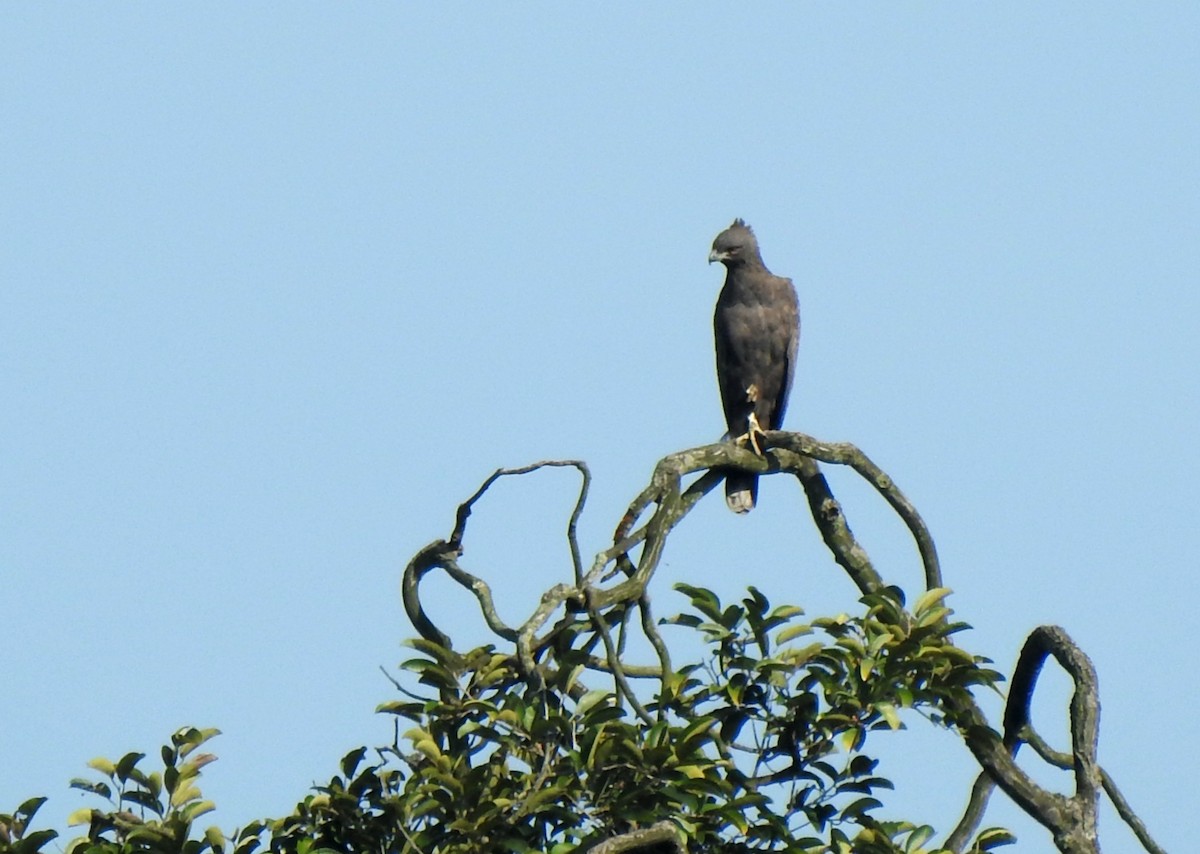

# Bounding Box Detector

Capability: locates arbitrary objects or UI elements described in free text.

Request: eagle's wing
[767,276,800,431]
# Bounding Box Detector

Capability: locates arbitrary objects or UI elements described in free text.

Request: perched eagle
[709,219,800,513]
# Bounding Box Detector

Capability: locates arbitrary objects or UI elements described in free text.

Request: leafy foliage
[0,798,58,854]
[3,586,1014,854]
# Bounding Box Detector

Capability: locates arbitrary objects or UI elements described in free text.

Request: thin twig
[587,599,655,726]
[945,771,998,852]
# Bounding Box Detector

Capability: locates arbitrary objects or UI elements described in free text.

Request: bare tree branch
[586,598,655,725]
[790,454,883,596]
[945,770,999,852]
[402,460,588,657]
[1020,728,1166,854]
[763,432,941,590]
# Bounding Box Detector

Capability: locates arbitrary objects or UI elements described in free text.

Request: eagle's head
[708,218,760,267]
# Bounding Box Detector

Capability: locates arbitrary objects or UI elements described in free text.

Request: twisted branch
[947,624,1160,853]
[1021,730,1166,854]
[763,431,941,590]
[401,436,937,707]
[398,435,1156,853]
[401,460,590,654]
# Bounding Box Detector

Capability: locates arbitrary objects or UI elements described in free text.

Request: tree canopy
[1,435,1163,854]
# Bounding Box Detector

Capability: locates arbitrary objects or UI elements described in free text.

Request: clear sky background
[2,5,1195,852]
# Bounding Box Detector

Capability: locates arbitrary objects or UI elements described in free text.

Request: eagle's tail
[725,471,758,514]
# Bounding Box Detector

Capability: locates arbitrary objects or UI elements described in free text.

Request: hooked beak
[708,249,727,264]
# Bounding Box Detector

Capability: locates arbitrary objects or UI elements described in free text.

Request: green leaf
[840,726,865,752]
[840,796,882,819]
[204,826,226,850]
[402,637,464,668]
[744,585,770,614]
[172,727,221,760]
[917,606,951,627]
[114,751,145,780]
[15,797,47,823]
[144,770,164,801]
[86,757,117,777]
[583,704,626,726]
[170,783,202,808]
[340,747,367,779]
[405,728,444,762]
[775,623,813,644]
[182,800,216,822]
[66,808,94,827]
[375,699,428,719]
[876,702,903,730]
[673,583,723,622]
[121,788,164,815]
[17,828,58,851]
[677,717,717,751]
[972,827,1017,850]
[164,764,181,796]
[768,604,805,620]
[912,587,952,618]
[575,689,613,716]
[68,778,111,799]
[905,824,934,851]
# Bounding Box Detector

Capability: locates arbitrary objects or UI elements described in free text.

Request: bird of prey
[709,219,800,513]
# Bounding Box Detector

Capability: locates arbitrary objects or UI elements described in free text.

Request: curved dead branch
[790,454,884,596]
[947,623,1161,854]
[401,460,589,653]
[763,431,941,591]
[1020,729,1166,854]
[1008,626,1101,849]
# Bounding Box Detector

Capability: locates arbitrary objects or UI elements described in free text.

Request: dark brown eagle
[709,219,800,513]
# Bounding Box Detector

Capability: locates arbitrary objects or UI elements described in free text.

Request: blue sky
[2,5,1195,851]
